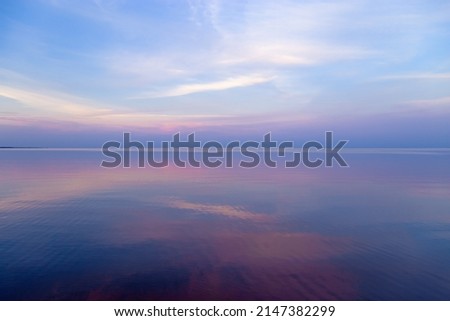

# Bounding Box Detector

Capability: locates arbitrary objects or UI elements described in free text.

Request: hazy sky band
[0,0,449,147]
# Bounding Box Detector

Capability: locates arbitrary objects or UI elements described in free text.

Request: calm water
[0,150,449,300]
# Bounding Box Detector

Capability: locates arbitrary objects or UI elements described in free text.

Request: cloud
[216,42,374,67]
[211,1,377,67]
[2,0,450,142]
[0,71,313,132]
[0,83,236,130]
[376,73,450,81]
[0,85,111,117]
[100,0,378,103]
[405,96,450,107]
[133,74,275,98]
[89,0,446,109]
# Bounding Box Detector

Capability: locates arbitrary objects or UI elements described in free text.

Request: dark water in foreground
[0,150,449,300]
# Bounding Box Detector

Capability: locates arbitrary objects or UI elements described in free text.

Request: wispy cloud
[376,73,450,81]
[0,85,111,117]
[0,82,235,130]
[405,96,450,107]
[106,1,376,78]
[133,74,275,98]
[1,0,450,144]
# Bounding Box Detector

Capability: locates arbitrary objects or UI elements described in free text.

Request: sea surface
[0,149,449,300]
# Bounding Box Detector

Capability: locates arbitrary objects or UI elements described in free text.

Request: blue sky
[0,0,449,147]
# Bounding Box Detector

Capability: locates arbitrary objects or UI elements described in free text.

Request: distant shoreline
[0,147,46,149]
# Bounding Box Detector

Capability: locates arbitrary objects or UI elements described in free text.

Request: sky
[0,0,449,147]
